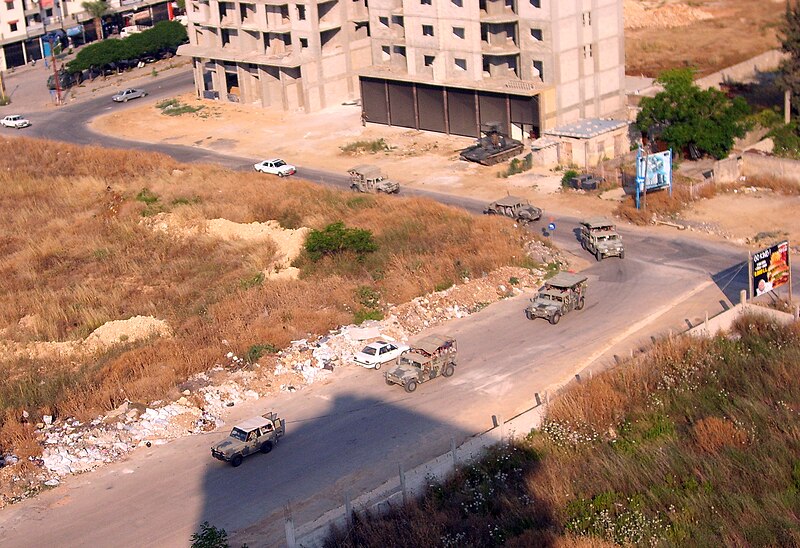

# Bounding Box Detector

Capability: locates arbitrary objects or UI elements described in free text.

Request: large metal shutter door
[478,93,507,130]
[387,81,415,129]
[361,78,388,124]
[447,88,478,137]
[509,96,538,126]
[417,85,445,133]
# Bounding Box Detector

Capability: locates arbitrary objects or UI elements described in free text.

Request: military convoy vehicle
[580,217,624,261]
[211,412,285,467]
[459,123,524,166]
[348,165,400,194]
[525,272,588,324]
[385,334,457,392]
[484,196,542,223]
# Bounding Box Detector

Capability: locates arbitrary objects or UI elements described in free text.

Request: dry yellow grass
[0,136,535,446]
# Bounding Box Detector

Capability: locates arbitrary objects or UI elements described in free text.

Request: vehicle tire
[124,97,128,102]
[620,250,625,259]
[374,362,381,371]
[550,312,561,325]
[230,454,243,467]
[260,441,273,454]
[405,380,417,393]
[595,250,602,262]
[278,172,286,177]
[443,364,455,377]
[525,309,533,320]
[581,239,586,250]
[385,377,393,386]
[576,297,585,310]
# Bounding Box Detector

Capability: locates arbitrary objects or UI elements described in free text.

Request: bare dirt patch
[625,0,786,77]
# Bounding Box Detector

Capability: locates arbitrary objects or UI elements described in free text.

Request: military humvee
[348,165,400,194]
[484,196,543,223]
[211,412,285,467]
[525,272,588,324]
[580,217,624,261]
[385,334,457,393]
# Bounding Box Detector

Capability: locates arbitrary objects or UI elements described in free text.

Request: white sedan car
[353,341,410,370]
[112,88,148,102]
[1,115,31,129]
[253,158,297,177]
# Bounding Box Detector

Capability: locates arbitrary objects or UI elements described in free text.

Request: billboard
[751,241,791,297]
[635,148,672,209]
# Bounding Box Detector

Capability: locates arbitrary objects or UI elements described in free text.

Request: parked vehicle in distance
[525,272,588,325]
[112,88,148,102]
[211,412,285,467]
[1,115,31,129]
[253,158,297,177]
[347,165,400,194]
[484,195,542,223]
[385,334,457,392]
[580,217,624,261]
[47,69,80,91]
[353,340,410,369]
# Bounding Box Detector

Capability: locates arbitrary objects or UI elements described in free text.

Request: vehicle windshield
[538,293,562,302]
[597,234,619,241]
[274,160,286,167]
[361,346,378,356]
[229,427,248,441]
[399,356,424,368]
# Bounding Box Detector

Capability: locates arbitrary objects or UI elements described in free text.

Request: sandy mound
[2,315,172,360]
[625,0,713,30]
[145,214,309,276]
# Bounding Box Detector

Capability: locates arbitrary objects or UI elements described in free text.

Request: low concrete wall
[695,50,787,90]
[742,152,800,184]
[688,302,796,338]
[713,156,741,183]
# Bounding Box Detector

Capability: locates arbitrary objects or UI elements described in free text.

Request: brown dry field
[625,0,788,77]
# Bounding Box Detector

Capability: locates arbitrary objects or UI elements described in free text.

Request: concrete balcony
[481,40,519,55]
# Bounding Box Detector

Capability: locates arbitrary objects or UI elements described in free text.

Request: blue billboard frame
[635,148,673,209]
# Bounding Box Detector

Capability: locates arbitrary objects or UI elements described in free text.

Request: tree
[636,68,750,160]
[82,0,110,41]
[778,0,800,117]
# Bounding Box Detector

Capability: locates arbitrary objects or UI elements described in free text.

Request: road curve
[0,80,775,547]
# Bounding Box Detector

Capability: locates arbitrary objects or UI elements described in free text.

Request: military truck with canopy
[580,217,624,261]
[525,272,588,324]
[348,164,400,194]
[384,334,457,393]
[484,196,542,223]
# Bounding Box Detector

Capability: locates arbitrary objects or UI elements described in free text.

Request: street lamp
[34,0,62,105]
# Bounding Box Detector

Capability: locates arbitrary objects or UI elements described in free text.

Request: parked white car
[1,115,31,129]
[353,341,410,370]
[253,158,297,177]
[112,88,148,102]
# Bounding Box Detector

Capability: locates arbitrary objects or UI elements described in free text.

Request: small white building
[543,118,629,168]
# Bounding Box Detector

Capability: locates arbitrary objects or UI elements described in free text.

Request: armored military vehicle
[580,217,624,261]
[525,272,588,324]
[348,165,400,194]
[484,195,542,223]
[459,123,524,166]
[211,412,285,467]
[385,334,457,393]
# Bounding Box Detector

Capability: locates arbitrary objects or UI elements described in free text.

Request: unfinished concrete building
[178,0,372,110]
[179,0,625,137]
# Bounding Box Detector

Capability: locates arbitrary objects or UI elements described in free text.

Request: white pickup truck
[1,115,31,129]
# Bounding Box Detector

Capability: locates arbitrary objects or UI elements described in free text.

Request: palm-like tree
[82,0,110,41]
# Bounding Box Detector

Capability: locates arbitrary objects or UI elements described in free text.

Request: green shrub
[340,138,390,154]
[245,343,278,364]
[561,169,579,187]
[768,122,800,160]
[434,280,454,292]
[156,98,204,116]
[304,221,378,261]
[239,272,264,289]
[354,308,384,324]
[135,188,159,204]
[190,521,231,548]
[355,285,381,309]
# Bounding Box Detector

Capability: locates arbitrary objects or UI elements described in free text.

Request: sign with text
[752,241,790,297]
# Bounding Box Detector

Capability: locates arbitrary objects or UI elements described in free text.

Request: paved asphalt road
[0,73,779,547]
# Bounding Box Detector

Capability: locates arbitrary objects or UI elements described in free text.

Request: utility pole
[37,0,62,105]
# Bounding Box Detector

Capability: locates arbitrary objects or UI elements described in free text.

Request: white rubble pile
[29,263,551,482]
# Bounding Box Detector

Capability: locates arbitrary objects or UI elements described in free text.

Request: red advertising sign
[752,241,790,297]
